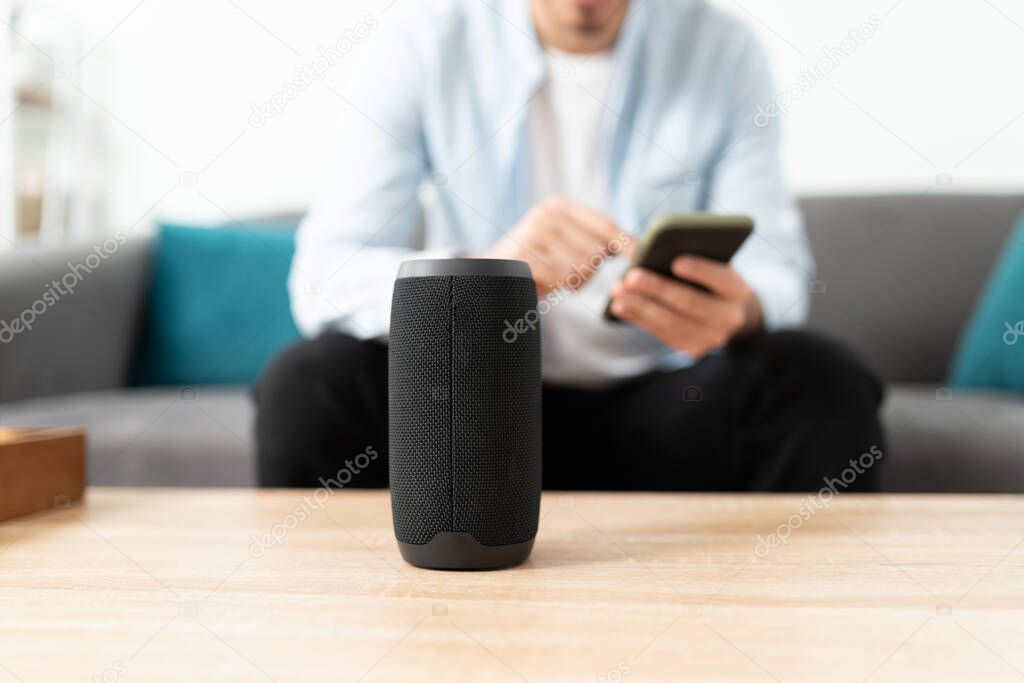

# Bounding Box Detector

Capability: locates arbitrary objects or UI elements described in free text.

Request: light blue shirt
[291,0,813,385]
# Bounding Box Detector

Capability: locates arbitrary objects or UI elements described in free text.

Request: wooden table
[2,489,1023,682]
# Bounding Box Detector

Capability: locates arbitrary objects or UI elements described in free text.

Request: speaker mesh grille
[389,277,453,544]
[389,274,541,547]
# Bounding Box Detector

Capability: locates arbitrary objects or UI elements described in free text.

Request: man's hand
[610,255,763,358]
[479,197,631,295]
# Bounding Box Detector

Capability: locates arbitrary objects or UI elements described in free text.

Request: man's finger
[672,255,745,298]
[519,235,561,274]
[544,196,633,258]
[553,198,623,245]
[551,216,612,265]
[611,290,707,350]
[623,268,739,327]
[534,219,606,290]
[615,233,637,258]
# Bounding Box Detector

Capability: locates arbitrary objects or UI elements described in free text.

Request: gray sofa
[2,194,1023,491]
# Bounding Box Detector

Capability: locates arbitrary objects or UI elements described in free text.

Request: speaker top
[397,258,532,279]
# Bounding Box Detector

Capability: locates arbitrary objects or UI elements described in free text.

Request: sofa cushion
[0,387,255,486]
[880,384,1024,492]
[3,383,1023,492]
[949,214,1024,393]
[132,223,301,387]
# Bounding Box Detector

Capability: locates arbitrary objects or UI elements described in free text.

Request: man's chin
[567,8,614,33]
[576,0,628,26]
[533,0,628,49]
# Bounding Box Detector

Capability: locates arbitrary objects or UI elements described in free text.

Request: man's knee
[741,330,884,409]
[735,331,885,492]
[259,339,322,402]
[255,333,387,487]
[255,332,388,452]
[257,332,384,408]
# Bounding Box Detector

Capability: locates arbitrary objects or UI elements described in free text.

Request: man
[257,0,884,491]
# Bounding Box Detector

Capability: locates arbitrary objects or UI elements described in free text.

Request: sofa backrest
[2,195,1021,404]
[0,237,152,404]
[801,194,1024,384]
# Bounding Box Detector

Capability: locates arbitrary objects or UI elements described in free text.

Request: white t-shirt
[529,48,663,386]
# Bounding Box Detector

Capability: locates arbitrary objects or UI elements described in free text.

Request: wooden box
[0,428,85,522]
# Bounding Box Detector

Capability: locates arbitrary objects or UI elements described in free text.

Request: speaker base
[398,533,534,571]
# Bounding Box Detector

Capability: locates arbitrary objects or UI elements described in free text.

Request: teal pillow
[949,214,1024,392]
[132,222,302,386]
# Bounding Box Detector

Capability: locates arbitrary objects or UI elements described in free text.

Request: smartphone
[604,213,753,321]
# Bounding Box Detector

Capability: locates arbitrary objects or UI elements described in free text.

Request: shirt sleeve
[705,31,814,330]
[288,14,448,341]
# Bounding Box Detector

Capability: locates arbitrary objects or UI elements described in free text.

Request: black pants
[255,330,885,492]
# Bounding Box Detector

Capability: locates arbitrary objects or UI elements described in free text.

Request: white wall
[732,0,1024,193]
[16,0,1024,232]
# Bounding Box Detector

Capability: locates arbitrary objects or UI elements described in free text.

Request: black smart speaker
[388,258,541,570]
